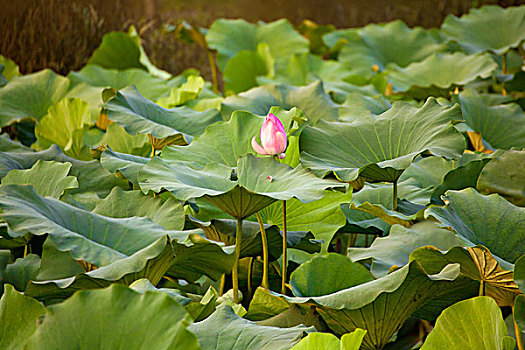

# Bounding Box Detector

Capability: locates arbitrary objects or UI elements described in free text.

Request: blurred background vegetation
[2,0,523,81]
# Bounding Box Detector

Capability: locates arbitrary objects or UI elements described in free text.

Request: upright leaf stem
[207,51,219,93]
[255,212,269,289]
[392,180,398,211]
[514,302,525,350]
[281,200,287,295]
[232,218,243,303]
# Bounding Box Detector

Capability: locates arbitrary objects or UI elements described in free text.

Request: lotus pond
[0,4,525,350]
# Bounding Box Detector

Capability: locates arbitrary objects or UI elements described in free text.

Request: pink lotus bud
[251,113,287,159]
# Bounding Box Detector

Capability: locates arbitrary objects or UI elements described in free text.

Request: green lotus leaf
[400,152,496,204]
[69,65,172,101]
[0,184,201,268]
[0,134,33,153]
[251,261,466,350]
[410,245,520,308]
[255,190,352,251]
[0,55,20,82]
[348,221,463,278]
[104,86,222,141]
[290,253,373,297]
[441,5,525,55]
[223,50,268,94]
[341,181,432,235]
[0,145,127,196]
[27,233,233,301]
[477,149,525,206]
[386,53,497,96]
[0,285,46,350]
[257,53,358,100]
[157,75,205,107]
[420,296,515,350]
[129,278,192,306]
[1,160,78,198]
[333,20,446,81]
[87,27,171,79]
[188,304,313,350]
[206,18,309,71]
[300,98,465,182]
[139,154,347,219]
[24,284,200,350]
[456,89,525,149]
[516,255,525,293]
[25,235,175,301]
[93,187,184,231]
[100,147,149,185]
[426,188,525,264]
[338,91,391,120]
[161,107,306,168]
[0,70,103,126]
[290,329,367,350]
[1,254,40,292]
[36,239,84,281]
[221,81,339,123]
[96,123,151,157]
[34,98,93,160]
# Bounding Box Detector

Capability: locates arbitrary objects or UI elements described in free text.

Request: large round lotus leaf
[103,86,222,141]
[25,236,174,301]
[334,20,446,81]
[1,160,78,199]
[411,245,520,308]
[87,27,171,79]
[223,49,268,94]
[100,147,149,186]
[420,296,515,350]
[426,188,525,264]
[221,81,339,123]
[457,89,525,149]
[0,184,198,268]
[206,18,309,71]
[349,221,464,278]
[0,285,46,350]
[477,149,525,206]
[34,98,92,160]
[290,329,367,350]
[1,254,40,292]
[0,134,33,153]
[68,65,172,101]
[139,154,347,219]
[24,284,200,350]
[300,97,465,182]
[441,5,525,55]
[400,152,495,205]
[188,304,313,350]
[96,123,151,157]
[93,187,185,231]
[341,181,431,235]
[0,70,103,126]
[0,145,127,196]
[0,55,20,82]
[290,253,373,297]
[386,53,497,95]
[25,235,234,301]
[161,107,306,168]
[255,261,467,350]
